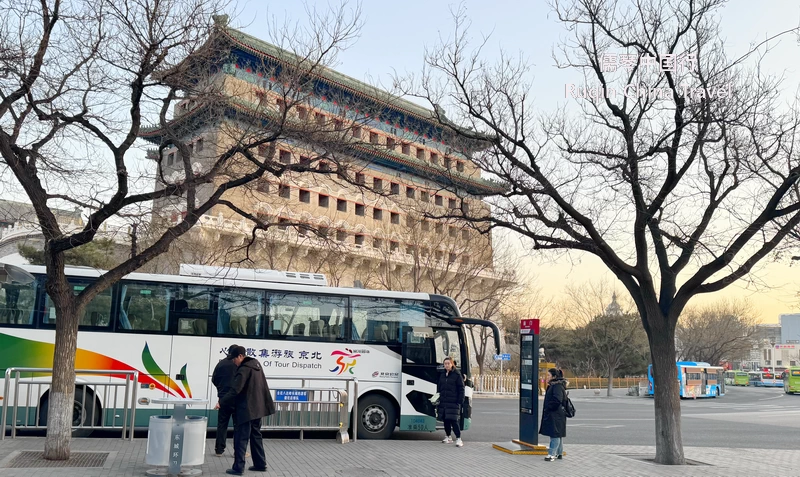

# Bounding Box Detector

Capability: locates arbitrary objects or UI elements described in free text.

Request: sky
[232,1,800,323]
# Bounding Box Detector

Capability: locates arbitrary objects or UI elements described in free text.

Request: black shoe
[557,454,563,459]
[225,470,243,476]
[248,466,267,472]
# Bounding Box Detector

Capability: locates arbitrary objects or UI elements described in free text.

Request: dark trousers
[233,418,266,472]
[443,419,461,438]
[215,405,235,453]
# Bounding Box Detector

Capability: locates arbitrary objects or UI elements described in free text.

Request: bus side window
[118,282,171,332]
[0,281,38,326]
[217,288,264,337]
[173,285,215,336]
[43,280,112,328]
[350,297,425,344]
[267,292,346,340]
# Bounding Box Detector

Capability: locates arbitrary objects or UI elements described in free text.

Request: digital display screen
[519,334,534,412]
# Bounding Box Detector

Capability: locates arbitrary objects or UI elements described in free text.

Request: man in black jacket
[221,345,276,476]
[212,344,239,456]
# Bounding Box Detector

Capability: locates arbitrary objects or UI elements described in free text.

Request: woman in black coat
[539,368,567,461]
[437,356,465,447]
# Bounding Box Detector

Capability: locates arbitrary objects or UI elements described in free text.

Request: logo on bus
[330,348,361,375]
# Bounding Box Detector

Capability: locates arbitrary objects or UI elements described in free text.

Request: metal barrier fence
[264,375,359,443]
[473,374,520,395]
[1,368,138,440]
[264,387,349,443]
[2,370,358,443]
[565,377,643,390]
[473,374,645,395]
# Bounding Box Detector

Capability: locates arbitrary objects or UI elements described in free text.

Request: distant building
[780,314,800,344]
[753,323,782,345]
[136,16,507,295]
[0,199,84,260]
[605,293,623,316]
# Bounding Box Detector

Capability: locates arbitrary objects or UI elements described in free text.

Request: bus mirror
[446,317,502,355]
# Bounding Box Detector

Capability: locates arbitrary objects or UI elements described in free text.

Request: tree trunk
[607,366,614,397]
[648,313,685,465]
[43,304,79,460]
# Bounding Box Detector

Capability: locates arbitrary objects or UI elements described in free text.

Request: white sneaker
[442,436,452,444]
[544,455,556,462]
[455,438,463,447]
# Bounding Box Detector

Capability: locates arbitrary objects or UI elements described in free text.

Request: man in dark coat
[212,344,239,456]
[220,345,276,475]
[437,356,465,447]
[539,368,567,461]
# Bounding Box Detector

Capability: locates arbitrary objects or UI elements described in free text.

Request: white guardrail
[2,368,138,440]
[473,374,520,395]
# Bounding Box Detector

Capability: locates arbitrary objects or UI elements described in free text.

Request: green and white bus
[0,263,499,439]
[724,370,749,386]
[784,367,800,394]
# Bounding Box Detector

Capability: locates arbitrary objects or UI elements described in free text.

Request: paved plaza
[0,436,796,477]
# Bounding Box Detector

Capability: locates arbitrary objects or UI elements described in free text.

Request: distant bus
[724,370,749,386]
[750,369,784,387]
[784,368,800,394]
[647,362,725,398]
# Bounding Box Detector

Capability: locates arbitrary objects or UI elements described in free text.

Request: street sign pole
[500,357,503,392]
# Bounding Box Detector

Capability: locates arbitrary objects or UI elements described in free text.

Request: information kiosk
[492,318,548,454]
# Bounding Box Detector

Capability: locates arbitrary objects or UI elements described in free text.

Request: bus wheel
[39,388,102,429]
[357,394,396,440]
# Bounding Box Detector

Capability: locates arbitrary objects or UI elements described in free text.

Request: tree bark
[42,249,81,461]
[607,366,614,397]
[648,312,684,465]
[43,303,78,460]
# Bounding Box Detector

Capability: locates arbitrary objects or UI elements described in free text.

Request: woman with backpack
[539,368,567,461]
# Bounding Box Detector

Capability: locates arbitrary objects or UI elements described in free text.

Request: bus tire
[356,394,396,440]
[39,387,102,429]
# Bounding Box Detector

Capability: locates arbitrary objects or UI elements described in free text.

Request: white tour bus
[0,263,499,439]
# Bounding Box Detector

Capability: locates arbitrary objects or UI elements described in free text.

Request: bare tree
[554,280,634,325]
[538,324,581,371]
[492,281,551,373]
[364,208,520,374]
[398,0,800,464]
[0,0,363,459]
[578,312,649,396]
[676,299,757,365]
[551,281,647,395]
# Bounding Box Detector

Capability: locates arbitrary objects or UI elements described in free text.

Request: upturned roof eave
[138,100,504,195]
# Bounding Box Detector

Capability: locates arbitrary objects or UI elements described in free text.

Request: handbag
[562,385,576,418]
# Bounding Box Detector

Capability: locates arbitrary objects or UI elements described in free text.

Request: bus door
[400,326,462,432]
[117,281,175,422]
[167,285,215,413]
[701,368,709,395]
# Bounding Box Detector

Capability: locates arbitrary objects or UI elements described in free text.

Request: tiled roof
[218,22,439,124]
[139,96,504,195]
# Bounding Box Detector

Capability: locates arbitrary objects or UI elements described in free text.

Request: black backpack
[562,385,575,418]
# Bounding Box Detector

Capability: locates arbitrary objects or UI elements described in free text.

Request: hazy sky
[232,1,800,323]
